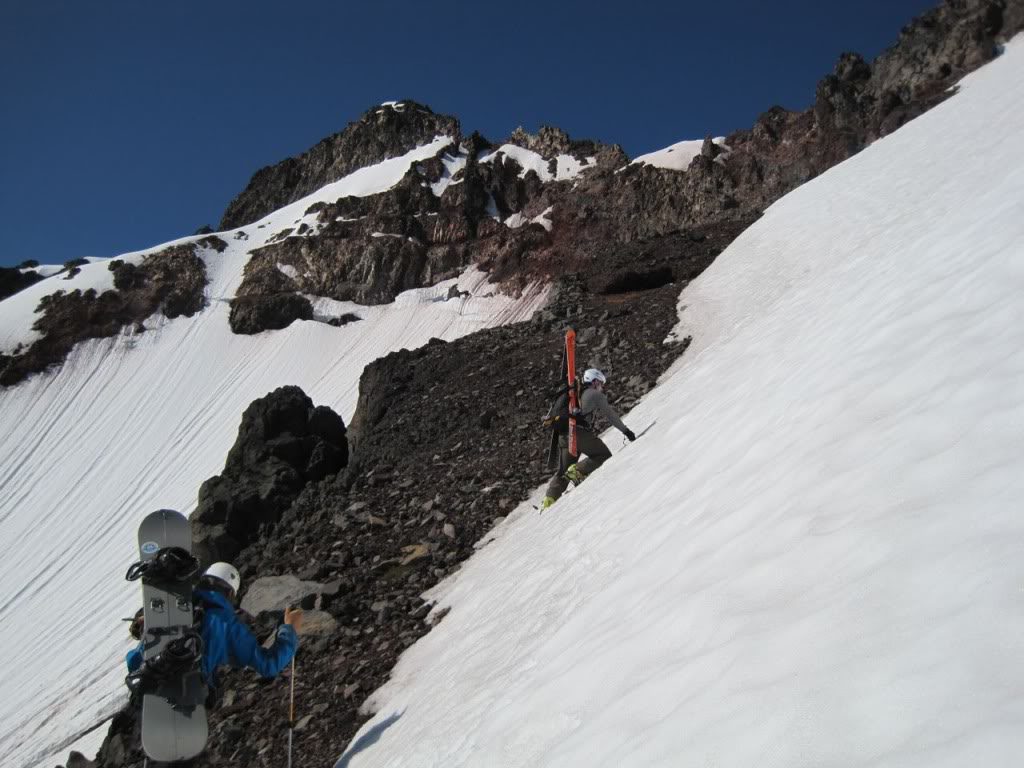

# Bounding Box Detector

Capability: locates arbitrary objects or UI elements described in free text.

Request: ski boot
[564,463,586,486]
[540,496,556,511]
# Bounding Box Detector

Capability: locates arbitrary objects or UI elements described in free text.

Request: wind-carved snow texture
[0,138,549,768]
[336,39,1024,768]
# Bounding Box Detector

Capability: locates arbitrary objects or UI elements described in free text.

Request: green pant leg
[575,429,612,477]
[544,436,573,500]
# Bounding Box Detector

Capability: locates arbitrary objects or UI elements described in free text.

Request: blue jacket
[126,589,298,688]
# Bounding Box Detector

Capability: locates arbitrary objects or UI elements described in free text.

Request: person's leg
[574,430,612,478]
[544,438,572,501]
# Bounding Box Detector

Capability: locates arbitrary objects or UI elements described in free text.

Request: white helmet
[583,368,607,385]
[203,562,241,595]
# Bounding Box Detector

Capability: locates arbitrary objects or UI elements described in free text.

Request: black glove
[623,429,636,442]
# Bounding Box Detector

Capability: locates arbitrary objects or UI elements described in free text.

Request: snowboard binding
[126,631,204,696]
[125,546,200,584]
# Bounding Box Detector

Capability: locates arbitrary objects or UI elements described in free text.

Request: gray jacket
[579,387,628,434]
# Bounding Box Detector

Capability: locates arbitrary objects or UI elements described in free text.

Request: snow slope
[631,136,726,170]
[479,144,595,182]
[335,38,1024,768]
[0,139,549,768]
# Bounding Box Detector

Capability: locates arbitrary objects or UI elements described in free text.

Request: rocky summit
[47,1,1024,766]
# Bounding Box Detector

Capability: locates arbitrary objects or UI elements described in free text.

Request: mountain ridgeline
[46,1,1024,766]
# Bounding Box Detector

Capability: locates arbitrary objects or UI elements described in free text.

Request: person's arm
[226,611,300,678]
[592,390,630,434]
[126,644,144,672]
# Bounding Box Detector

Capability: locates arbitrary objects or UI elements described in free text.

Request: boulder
[63,751,96,768]
[296,609,339,637]
[241,575,340,615]
[191,386,347,562]
[228,292,313,334]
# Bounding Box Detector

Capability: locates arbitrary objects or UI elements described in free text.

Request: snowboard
[132,509,208,762]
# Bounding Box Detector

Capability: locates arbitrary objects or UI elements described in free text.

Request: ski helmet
[583,368,607,385]
[203,562,241,595]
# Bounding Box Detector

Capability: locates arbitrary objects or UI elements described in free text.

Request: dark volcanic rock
[208,221,744,768]
[0,265,45,301]
[191,386,348,564]
[220,101,462,230]
[507,125,627,170]
[62,751,96,768]
[76,4,1024,767]
[1,244,208,387]
[244,232,431,306]
[229,292,314,334]
[715,0,1021,215]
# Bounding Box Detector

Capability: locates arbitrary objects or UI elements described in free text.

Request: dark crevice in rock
[599,266,676,295]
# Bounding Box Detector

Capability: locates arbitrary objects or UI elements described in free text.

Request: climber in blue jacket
[127,562,301,689]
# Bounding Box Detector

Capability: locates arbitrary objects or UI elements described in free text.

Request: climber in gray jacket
[541,368,635,510]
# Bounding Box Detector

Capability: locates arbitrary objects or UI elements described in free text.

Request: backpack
[543,382,580,435]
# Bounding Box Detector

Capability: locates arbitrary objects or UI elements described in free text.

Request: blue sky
[0,0,936,267]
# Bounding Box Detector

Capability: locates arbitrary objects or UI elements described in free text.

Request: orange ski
[566,329,579,458]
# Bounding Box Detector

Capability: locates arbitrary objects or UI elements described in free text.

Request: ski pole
[287,656,296,768]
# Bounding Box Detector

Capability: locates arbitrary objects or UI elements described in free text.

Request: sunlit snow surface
[0,138,549,768]
[479,144,594,182]
[336,40,1024,768]
[630,136,726,171]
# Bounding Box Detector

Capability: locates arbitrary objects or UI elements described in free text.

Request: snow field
[0,137,549,768]
[335,37,1024,768]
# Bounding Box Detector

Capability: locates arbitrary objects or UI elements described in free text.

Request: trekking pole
[287,656,296,768]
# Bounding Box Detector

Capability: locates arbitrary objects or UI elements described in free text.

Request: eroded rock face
[223,0,1021,327]
[1,242,212,387]
[202,223,746,768]
[67,4,1024,766]
[507,124,628,170]
[228,292,314,334]
[190,386,348,564]
[717,0,1021,215]
[219,101,462,231]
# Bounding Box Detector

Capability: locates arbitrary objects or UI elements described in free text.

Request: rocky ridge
[1,238,224,387]
[60,1,1024,765]
[228,0,1021,332]
[219,101,462,231]
[89,220,747,768]
[191,386,350,567]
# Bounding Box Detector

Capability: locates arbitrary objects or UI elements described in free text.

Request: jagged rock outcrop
[0,264,45,301]
[224,0,1021,324]
[68,3,1024,766]
[1,241,216,387]
[191,386,348,564]
[210,221,744,767]
[717,0,1022,214]
[229,292,314,334]
[476,0,1022,270]
[219,101,462,231]
[506,124,629,170]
